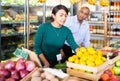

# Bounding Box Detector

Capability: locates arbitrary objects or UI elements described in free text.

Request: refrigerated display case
[0,0,27,60]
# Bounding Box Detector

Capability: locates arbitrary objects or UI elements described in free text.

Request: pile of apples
[100,60,120,81]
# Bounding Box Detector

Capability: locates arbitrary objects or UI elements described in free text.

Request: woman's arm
[39,53,50,67]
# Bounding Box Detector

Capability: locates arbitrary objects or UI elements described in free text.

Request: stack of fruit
[37,0,46,3]
[88,0,96,5]
[70,0,81,4]
[100,0,109,7]
[68,46,106,73]
[100,60,120,81]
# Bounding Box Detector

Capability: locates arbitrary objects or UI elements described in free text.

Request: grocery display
[107,0,120,46]
[0,0,120,81]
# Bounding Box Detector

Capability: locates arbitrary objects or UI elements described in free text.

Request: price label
[13,48,28,60]
[56,54,62,61]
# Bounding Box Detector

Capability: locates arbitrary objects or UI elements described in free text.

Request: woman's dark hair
[52,4,69,15]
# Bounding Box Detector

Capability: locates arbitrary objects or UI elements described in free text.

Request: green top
[34,22,79,61]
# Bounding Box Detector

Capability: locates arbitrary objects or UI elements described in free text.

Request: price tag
[56,54,62,61]
[13,48,28,60]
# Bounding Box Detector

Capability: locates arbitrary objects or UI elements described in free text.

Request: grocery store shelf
[107,35,120,39]
[109,11,120,13]
[107,22,120,25]
[1,21,38,24]
[90,34,104,40]
[87,21,104,24]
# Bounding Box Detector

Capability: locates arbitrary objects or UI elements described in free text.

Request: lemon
[76,51,82,57]
[86,71,93,74]
[79,60,86,65]
[72,55,78,60]
[73,68,79,71]
[87,56,95,62]
[79,69,85,72]
[86,61,95,67]
[101,56,106,62]
[68,57,74,62]
[88,50,96,54]
[87,46,94,51]
[74,59,80,64]
[80,56,88,61]
[97,50,102,56]
[79,47,86,53]
[95,59,103,66]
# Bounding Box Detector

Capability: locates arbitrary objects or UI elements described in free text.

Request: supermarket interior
[0,0,120,81]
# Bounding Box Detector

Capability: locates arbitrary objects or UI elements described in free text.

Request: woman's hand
[44,61,50,68]
[75,48,80,52]
[39,53,50,68]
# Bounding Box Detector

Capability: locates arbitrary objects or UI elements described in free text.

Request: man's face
[77,8,90,21]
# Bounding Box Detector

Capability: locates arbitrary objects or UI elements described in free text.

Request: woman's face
[52,9,68,26]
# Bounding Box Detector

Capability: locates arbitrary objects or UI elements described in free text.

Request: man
[62,6,90,62]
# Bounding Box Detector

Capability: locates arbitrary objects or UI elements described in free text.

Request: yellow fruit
[100,0,109,7]
[80,56,88,61]
[95,59,103,66]
[88,50,96,54]
[68,57,74,62]
[101,56,106,62]
[73,68,79,71]
[88,0,96,5]
[79,69,85,72]
[79,60,86,65]
[86,60,95,66]
[79,47,86,53]
[87,56,95,62]
[72,55,78,60]
[97,50,103,56]
[87,46,94,51]
[76,51,82,57]
[74,59,80,64]
[86,71,93,74]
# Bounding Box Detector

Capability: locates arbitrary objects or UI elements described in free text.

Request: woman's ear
[51,14,55,19]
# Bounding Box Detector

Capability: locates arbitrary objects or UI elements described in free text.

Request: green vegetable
[54,63,66,72]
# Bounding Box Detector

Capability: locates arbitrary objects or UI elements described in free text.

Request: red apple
[109,75,120,81]
[101,73,109,81]
[104,69,113,77]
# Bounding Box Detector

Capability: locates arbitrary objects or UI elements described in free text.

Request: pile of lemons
[100,0,109,7]
[37,0,46,3]
[88,0,97,5]
[68,46,106,67]
[70,0,81,4]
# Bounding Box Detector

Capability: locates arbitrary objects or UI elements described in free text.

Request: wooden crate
[20,67,39,81]
[20,48,69,81]
[67,61,109,74]
[20,48,42,81]
[67,64,114,81]
[22,47,42,67]
[108,53,120,65]
[21,67,69,81]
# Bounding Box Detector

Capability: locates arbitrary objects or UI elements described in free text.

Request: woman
[34,4,79,68]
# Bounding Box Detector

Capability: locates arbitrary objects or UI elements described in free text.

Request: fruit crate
[67,61,109,74]
[20,48,42,81]
[21,67,69,81]
[66,61,112,81]
[108,52,120,65]
[21,48,69,81]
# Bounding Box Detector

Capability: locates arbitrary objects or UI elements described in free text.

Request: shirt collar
[74,15,86,25]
